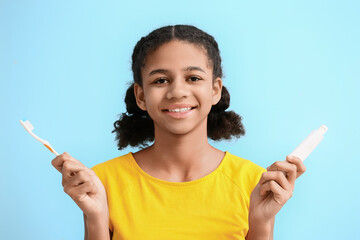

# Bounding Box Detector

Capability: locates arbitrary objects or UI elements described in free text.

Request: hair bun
[211,86,230,112]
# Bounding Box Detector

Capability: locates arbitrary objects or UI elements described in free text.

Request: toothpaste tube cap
[319,125,328,135]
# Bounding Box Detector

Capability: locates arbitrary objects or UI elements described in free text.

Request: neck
[149,118,215,174]
[132,117,225,182]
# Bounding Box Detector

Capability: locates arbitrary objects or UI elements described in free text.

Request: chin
[167,127,194,135]
[154,122,196,136]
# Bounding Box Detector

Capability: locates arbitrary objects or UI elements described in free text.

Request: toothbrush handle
[44,144,59,156]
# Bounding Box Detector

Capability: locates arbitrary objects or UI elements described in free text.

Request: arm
[270,216,274,240]
[246,155,306,240]
[245,216,275,240]
[84,213,111,240]
[51,153,110,240]
[84,214,87,240]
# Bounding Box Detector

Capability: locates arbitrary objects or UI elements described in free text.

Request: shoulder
[221,152,266,195]
[91,152,134,180]
[223,151,266,174]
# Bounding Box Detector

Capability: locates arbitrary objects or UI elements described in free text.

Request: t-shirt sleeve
[246,162,267,197]
[91,164,101,180]
[91,163,109,188]
[90,163,114,232]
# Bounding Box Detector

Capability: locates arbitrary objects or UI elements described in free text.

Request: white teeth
[168,107,192,112]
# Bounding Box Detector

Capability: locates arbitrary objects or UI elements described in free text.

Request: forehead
[142,40,212,73]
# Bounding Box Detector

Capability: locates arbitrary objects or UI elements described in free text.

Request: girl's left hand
[248,155,307,223]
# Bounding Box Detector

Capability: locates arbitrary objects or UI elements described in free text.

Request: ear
[211,77,222,105]
[133,83,147,111]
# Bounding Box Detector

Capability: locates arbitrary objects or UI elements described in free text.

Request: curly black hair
[113,24,245,150]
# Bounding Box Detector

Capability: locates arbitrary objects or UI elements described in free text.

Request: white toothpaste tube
[289,125,328,161]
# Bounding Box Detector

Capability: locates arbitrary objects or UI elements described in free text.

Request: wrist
[85,213,110,240]
[85,204,109,221]
[247,215,273,240]
[86,212,109,225]
[248,212,272,225]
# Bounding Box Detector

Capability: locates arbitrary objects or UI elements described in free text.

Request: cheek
[143,99,157,121]
[143,91,161,112]
[199,87,214,102]
[196,89,213,113]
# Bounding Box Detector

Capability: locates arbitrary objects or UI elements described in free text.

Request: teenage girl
[51,25,306,240]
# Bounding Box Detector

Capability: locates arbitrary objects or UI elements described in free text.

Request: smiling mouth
[163,107,197,112]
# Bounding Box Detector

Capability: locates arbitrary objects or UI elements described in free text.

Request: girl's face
[134,40,222,136]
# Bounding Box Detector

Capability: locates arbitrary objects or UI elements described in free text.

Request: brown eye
[188,76,201,82]
[154,78,168,84]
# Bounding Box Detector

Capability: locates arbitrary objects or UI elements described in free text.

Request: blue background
[1,0,359,239]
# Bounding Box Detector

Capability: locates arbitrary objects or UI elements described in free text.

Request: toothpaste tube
[289,125,328,161]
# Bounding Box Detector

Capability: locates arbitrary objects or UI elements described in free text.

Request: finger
[62,161,86,184]
[64,181,96,202]
[63,170,89,188]
[260,171,292,192]
[51,154,66,173]
[286,155,307,178]
[260,180,283,197]
[266,161,297,185]
[260,180,292,205]
[51,152,80,173]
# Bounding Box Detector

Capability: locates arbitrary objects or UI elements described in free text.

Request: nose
[166,78,190,99]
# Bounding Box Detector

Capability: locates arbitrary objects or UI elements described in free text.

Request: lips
[167,107,196,113]
[162,105,197,119]
[162,104,197,112]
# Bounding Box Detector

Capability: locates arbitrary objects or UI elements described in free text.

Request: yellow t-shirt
[91,151,266,240]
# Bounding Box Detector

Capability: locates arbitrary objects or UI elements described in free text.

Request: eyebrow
[148,66,206,77]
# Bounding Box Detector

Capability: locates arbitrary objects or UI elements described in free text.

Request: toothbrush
[19,119,59,156]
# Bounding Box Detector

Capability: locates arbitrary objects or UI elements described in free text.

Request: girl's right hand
[51,152,108,219]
